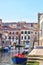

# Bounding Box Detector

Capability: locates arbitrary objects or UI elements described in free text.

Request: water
[0,51,27,65]
[0,52,14,65]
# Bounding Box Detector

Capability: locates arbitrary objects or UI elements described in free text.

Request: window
[28,36,30,39]
[28,31,30,34]
[26,41,29,45]
[9,36,11,39]
[21,31,23,34]
[35,32,37,34]
[16,36,18,40]
[31,24,33,27]
[5,36,7,39]
[26,41,29,43]
[21,36,23,40]
[24,36,26,39]
[0,34,2,37]
[2,41,4,43]
[16,32,18,34]
[12,32,14,34]
[9,32,11,34]
[12,36,14,40]
[31,32,33,33]
[25,31,27,34]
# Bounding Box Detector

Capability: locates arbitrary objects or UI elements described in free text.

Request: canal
[0,51,15,65]
[0,46,30,65]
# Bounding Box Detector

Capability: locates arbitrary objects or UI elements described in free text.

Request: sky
[0,0,43,23]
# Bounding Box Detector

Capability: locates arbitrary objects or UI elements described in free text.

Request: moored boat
[11,53,27,65]
[8,45,12,50]
[3,47,9,52]
[11,44,27,65]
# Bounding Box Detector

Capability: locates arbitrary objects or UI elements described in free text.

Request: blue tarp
[25,44,30,48]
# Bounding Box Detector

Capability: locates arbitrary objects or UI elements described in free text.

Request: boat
[3,47,9,52]
[12,53,27,65]
[11,44,27,65]
[8,45,12,50]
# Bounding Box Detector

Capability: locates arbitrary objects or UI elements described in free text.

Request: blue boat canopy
[25,42,30,48]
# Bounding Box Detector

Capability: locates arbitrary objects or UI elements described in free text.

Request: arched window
[12,32,14,34]
[16,32,18,34]
[24,36,26,39]
[28,36,30,39]
[9,32,11,34]
[9,36,11,39]
[25,31,27,34]
[21,31,23,34]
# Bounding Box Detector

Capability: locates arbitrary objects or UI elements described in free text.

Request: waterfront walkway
[28,48,43,65]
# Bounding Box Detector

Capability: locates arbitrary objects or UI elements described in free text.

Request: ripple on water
[0,62,17,65]
[0,52,22,65]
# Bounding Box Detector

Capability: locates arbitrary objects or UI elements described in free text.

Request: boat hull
[11,57,27,65]
[3,47,9,52]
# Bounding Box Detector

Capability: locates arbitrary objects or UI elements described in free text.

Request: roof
[2,22,38,26]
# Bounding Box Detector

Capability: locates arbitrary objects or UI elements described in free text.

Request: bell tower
[38,13,43,46]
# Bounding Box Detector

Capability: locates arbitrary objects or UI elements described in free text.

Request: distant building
[20,23,38,49]
[38,13,43,46]
[0,19,2,47]
[0,19,38,49]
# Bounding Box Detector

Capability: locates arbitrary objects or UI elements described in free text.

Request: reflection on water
[0,51,27,65]
[0,52,14,65]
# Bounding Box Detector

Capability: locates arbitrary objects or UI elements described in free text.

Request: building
[38,13,43,46]
[0,19,38,50]
[20,23,38,50]
[0,19,3,47]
